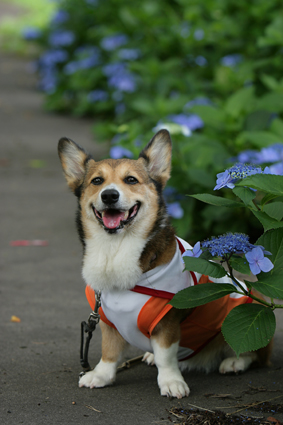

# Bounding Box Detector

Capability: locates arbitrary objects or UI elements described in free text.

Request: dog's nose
[101,189,120,205]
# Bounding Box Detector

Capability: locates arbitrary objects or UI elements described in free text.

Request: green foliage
[26,0,283,240]
[171,173,283,356]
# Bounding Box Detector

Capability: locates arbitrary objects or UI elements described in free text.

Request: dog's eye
[91,177,104,185]
[124,176,138,185]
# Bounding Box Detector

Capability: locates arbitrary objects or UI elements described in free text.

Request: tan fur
[100,321,127,363]
[151,308,192,348]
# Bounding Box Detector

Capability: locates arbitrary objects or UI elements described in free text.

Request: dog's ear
[139,129,172,188]
[58,137,90,193]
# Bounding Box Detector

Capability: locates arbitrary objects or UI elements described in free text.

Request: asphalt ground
[0,32,283,425]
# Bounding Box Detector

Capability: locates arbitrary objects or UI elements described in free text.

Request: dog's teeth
[123,211,129,220]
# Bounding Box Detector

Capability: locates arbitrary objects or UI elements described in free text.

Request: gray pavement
[0,49,283,425]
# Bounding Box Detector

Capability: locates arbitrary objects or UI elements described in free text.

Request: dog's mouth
[93,202,141,233]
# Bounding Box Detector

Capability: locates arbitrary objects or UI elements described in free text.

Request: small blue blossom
[49,30,75,47]
[118,48,141,61]
[195,56,207,66]
[108,72,136,93]
[169,113,204,132]
[87,90,109,102]
[22,27,42,40]
[269,162,283,175]
[109,146,133,159]
[103,63,126,77]
[51,10,69,25]
[185,97,212,109]
[221,54,243,67]
[201,233,255,257]
[39,49,68,66]
[245,247,274,275]
[100,34,128,51]
[182,242,202,258]
[166,202,184,219]
[214,163,263,190]
[194,29,204,40]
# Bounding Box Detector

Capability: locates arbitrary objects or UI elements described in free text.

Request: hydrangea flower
[51,10,69,25]
[100,34,128,51]
[166,202,184,219]
[49,30,75,47]
[169,113,204,132]
[245,247,274,275]
[182,242,202,258]
[87,90,108,103]
[109,146,133,159]
[201,232,255,257]
[221,54,243,67]
[118,48,141,61]
[214,163,262,190]
[195,56,207,66]
[22,27,42,40]
[194,29,204,40]
[108,73,136,92]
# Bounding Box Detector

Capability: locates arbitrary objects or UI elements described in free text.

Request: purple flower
[49,30,75,47]
[245,247,274,275]
[169,113,204,132]
[166,202,184,219]
[269,162,283,175]
[39,49,68,66]
[214,163,263,190]
[221,54,243,67]
[22,27,42,40]
[109,146,133,159]
[87,90,108,102]
[182,242,202,258]
[100,34,128,51]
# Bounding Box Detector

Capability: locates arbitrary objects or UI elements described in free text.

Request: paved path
[0,31,283,425]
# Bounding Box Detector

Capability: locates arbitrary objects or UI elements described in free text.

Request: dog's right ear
[58,137,89,193]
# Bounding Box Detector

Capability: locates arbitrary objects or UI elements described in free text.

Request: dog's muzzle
[93,202,141,233]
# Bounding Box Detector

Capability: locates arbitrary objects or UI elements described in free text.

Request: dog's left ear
[139,129,172,188]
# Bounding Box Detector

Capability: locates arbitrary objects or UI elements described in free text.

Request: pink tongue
[102,211,125,229]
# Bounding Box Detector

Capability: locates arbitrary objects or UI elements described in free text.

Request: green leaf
[261,193,280,206]
[270,118,283,138]
[252,210,283,231]
[263,202,283,221]
[224,86,254,118]
[237,131,281,148]
[244,110,273,131]
[183,257,226,278]
[189,194,243,208]
[237,174,283,196]
[170,283,236,309]
[229,256,251,275]
[222,304,276,357]
[232,186,256,205]
[190,105,225,128]
[256,92,283,113]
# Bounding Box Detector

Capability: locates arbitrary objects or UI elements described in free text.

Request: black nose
[101,189,120,205]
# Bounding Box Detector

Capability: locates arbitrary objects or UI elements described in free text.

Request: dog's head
[58,129,172,237]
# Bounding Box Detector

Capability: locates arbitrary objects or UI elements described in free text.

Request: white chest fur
[82,228,146,292]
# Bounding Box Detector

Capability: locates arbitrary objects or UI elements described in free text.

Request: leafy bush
[25,0,283,240]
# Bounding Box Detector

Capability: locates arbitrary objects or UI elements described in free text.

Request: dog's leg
[79,321,126,389]
[151,308,190,399]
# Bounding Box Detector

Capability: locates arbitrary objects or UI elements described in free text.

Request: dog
[58,129,273,398]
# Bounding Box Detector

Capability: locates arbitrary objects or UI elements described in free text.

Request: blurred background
[2,0,283,242]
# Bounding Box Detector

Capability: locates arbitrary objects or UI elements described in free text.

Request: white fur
[219,353,257,374]
[151,339,190,399]
[79,359,117,388]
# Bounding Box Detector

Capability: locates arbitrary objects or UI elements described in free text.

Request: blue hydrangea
[201,232,255,257]
[100,34,128,51]
[221,54,243,67]
[109,146,133,159]
[39,49,68,66]
[22,27,42,40]
[245,247,274,275]
[166,202,184,219]
[49,30,75,47]
[87,90,109,103]
[182,242,202,258]
[185,97,211,109]
[195,56,207,66]
[51,10,69,25]
[169,113,204,132]
[194,29,204,40]
[214,163,263,190]
[118,49,141,61]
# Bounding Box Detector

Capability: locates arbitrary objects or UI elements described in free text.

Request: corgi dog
[58,129,273,399]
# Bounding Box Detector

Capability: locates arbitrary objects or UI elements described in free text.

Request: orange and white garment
[85,237,252,361]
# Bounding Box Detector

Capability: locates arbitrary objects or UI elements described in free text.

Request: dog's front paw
[142,352,155,366]
[158,376,190,399]
[79,359,117,389]
[219,356,251,374]
[79,369,113,388]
